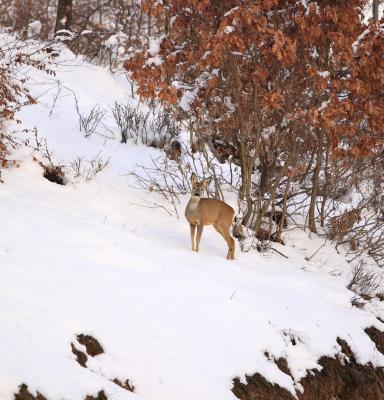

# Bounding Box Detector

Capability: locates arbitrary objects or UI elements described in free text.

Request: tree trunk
[237,135,254,226]
[320,138,331,227]
[275,176,292,241]
[54,0,72,33]
[308,131,323,234]
[254,158,290,236]
[373,0,379,21]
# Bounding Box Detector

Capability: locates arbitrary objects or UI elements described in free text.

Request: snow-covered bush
[111,102,181,148]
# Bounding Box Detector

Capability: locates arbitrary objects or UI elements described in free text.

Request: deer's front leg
[190,224,197,251]
[196,224,204,252]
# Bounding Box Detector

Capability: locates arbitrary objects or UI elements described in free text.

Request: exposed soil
[376,292,384,301]
[274,357,292,378]
[365,326,384,357]
[84,391,108,400]
[71,334,104,367]
[233,331,384,400]
[40,163,66,185]
[71,342,88,367]
[112,378,135,392]
[14,384,47,400]
[13,386,107,400]
[76,334,104,357]
[298,338,384,400]
[69,333,135,395]
[233,373,295,400]
[15,329,384,400]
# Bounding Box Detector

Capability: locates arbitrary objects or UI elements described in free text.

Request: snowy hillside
[1,44,384,400]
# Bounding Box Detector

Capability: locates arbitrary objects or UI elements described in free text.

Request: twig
[305,242,326,261]
[270,247,289,259]
[128,200,173,217]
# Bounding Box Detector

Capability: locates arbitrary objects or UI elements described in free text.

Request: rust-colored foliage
[125,0,383,236]
[125,0,382,155]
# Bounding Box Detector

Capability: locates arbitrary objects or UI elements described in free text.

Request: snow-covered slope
[1,45,384,400]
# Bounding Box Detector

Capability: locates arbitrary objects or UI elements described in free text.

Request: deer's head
[191,173,212,198]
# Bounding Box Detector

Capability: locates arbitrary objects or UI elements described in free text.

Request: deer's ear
[202,177,212,188]
[191,173,198,185]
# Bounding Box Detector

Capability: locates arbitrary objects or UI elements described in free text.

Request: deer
[185,173,236,260]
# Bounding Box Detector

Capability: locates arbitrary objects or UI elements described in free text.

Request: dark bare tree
[54,0,72,33]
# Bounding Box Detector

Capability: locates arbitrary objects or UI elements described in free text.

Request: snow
[262,125,276,138]
[224,96,235,113]
[224,7,239,18]
[223,26,235,35]
[169,16,177,27]
[105,35,119,48]
[54,30,75,41]
[364,3,384,22]
[1,39,384,400]
[146,55,163,66]
[147,37,164,57]
[179,90,197,112]
[27,21,42,38]
[317,71,330,78]
[353,27,371,53]
[309,47,319,59]
[145,36,165,66]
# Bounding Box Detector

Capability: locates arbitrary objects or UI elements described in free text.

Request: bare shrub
[347,260,382,298]
[33,154,66,185]
[127,156,185,218]
[155,110,182,145]
[32,136,67,185]
[326,189,384,268]
[69,154,109,181]
[111,102,181,147]
[127,140,232,218]
[22,129,66,185]
[329,209,362,242]
[111,102,145,143]
[165,140,181,161]
[74,98,106,138]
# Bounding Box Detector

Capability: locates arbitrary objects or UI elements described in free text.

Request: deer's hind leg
[190,224,196,251]
[213,224,235,260]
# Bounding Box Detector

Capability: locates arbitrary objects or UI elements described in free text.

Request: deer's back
[185,197,234,226]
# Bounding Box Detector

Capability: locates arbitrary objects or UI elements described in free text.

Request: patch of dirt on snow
[233,373,295,400]
[84,391,108,400]
[365,326,384,355]
[14,385,109,400]
[76,334,104,357]
[71,342,88,367]
[70,333,135,394]
[71,334,104,367]
[112,378,135,392]
[274,357,292,378]
[14,384,47,400]
[233,335,384,400]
